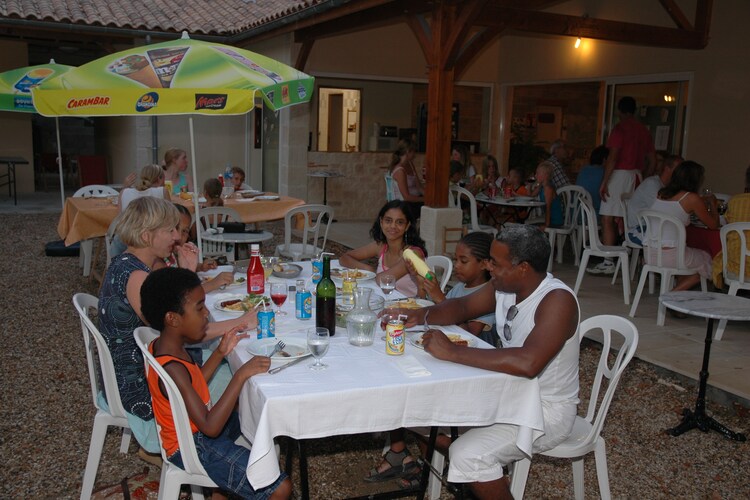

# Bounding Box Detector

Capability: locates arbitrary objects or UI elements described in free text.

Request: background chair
[628,210,707,326]
[545,185,590,272]
[276,204,333,260]
[73,293,132,500]
[448,185,498,237]
[384,173,397,202]
[194,206,242,262]
[509,315,639,500]
[73,185,120,278]
[134,327,217,500]
[715,222,750,339]
[425,254,453,291]
[574,200,631,305]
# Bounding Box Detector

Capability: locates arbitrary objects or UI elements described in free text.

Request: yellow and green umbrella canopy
[0,61,74,112]
[32,32,314,116]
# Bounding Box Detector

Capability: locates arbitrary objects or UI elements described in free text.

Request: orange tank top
[147,341,210,457]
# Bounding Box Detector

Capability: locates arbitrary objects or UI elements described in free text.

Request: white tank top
[495,274,580,405]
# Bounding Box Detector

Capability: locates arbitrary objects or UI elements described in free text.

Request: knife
[268,355,308,374]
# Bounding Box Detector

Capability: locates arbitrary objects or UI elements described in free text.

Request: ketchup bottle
[247,244,265,295]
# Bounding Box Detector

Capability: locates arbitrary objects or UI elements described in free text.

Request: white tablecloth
[208,260,546,489]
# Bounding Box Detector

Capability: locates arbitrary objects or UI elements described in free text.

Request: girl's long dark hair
[370,200,427,256]
[658,160,704,199]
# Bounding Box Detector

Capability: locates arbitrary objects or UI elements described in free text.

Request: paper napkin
[394,355,431,377]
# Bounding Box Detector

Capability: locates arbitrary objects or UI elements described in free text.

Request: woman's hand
[175,242,199,271]
[123,172,137,188]
[217,326,249,356]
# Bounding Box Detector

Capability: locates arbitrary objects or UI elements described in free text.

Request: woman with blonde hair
[119,164,169,211]
[99,197,257,457]
[162,147,193,194]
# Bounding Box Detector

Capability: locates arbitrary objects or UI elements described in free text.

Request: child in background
[203,178,224,207]
[231,166,252,191]
[532,161,564,231]
[140,268,292,499]
[418,232,495,339]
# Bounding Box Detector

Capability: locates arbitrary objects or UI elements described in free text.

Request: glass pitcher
[346,288,377,346]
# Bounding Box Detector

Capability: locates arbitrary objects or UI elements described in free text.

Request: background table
[208,261,546,492]
[0,156,29,205]
[475,193,545,224]
[201,230,274,262]
[660,291,750,441]
[307,170,344,206]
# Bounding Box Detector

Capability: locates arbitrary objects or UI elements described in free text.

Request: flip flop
[364,449,419,483]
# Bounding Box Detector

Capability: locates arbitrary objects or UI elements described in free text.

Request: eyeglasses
[503,305,518,342]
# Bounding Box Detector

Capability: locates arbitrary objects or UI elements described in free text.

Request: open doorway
[317,87,361,152]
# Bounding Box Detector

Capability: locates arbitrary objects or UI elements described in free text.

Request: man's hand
[599,182,610,203]
[422,329,455,360]
[378,307,420,329]
[217,326,249,356]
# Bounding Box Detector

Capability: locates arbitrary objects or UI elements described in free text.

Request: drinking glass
[378,274,396,296]
[307,327,330,370]
[270,282,288,316]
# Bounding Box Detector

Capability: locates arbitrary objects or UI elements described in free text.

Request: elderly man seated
[399,225,580,499]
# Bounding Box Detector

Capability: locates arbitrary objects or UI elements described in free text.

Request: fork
[268,340,286,357]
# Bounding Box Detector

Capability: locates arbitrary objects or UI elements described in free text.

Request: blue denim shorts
[170,412,287,499]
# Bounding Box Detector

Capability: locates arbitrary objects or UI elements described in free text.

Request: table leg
[667,318,747,441]
[320,177,337,223]
[298,439,310,500]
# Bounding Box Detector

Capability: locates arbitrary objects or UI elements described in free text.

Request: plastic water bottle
[224,164,232,186]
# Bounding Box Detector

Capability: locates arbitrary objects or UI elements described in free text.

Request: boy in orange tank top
[141,267,292,499]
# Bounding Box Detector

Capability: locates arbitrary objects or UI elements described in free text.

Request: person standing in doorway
[591,96,655,275]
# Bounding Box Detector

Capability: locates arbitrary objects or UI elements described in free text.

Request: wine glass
[307,327,330,370]
[378,274,396,296]
[270,282,288,316]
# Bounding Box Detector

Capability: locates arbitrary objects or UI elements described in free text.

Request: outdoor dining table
[0,156,29,205]
[474,192,545,224]
[207,260,546,498]
[57,193,305,247]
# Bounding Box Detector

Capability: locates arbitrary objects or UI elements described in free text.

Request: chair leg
[573,251,591,295]
[556,234,566,264]
[80,239,94,277]
[428,450,446,500]
[81,416,108,500]
[571,457,585,500]
[190,485,205,500]
[594,439,612,500]
[629,268,649,318]
[657,271,671,326]
[629,248,641,282]
[508,458,531,500]
[157,466,181,500]
[546,233,556,272]
[119,428,132,454]
[620,256,631,305]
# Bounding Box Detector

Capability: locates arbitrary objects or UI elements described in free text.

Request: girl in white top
[388,139,424,203]
[119,164,169,211]
[643,160,719,291]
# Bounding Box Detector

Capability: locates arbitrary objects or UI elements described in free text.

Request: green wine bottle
[315,254,337,336]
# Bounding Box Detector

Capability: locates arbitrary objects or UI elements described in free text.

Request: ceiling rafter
[658,0,693,30]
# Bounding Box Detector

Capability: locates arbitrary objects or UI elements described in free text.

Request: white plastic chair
[384,174,398,202]
[73,293,132,500]
[448,185,498,238]
[628,210,707,326]
[509,315,639,500]
[612,192,643,284]
[574,200,631,305]
[715,222,750,340]
[195,206,242,262]
[275,204,334,261]
[425,255,453,292]
[134,327,218,500]
[545,185,589,272]
[73,185,120,278]
[104,216,121,268]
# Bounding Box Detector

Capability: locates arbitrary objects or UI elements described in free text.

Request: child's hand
[239,355,271,379]
[212,272,234,288]
[422,275,445,303]
[217,326,248,356]
[201,258,218,271]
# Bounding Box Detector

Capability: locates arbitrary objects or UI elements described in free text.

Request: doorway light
[574,37,582,49]
[664,95,675,102]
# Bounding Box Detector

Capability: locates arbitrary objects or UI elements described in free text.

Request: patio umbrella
[33,31,314,256]
[0,60,75,209]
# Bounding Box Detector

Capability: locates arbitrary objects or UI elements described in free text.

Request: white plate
[410,331,477,350]
[254,195,280,201]
[384,298,434,310]
[245,337,311,361]
[213,294,268,313]
[330,268,377,282]
[272,263,302,279]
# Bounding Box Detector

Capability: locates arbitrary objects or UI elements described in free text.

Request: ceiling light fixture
[574,37,582,49]
[664,95,675,102]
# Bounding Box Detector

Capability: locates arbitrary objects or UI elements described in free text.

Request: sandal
[397,463,424,490]
[364,449,419,483]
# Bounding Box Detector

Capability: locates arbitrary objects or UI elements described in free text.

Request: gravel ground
[1,213,749,499]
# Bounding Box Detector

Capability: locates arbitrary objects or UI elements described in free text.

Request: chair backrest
[280,204,334,260]
[578,315,639,443]
[637,209,690,269]
[73,184,119,198]
[78,155,109,186]
[195,206,242,258]
[556,185,591,229]
[134,327,210,476]
[578,198,604,252]
[449,185,481,231]
[105,216,122,266]
[425,255,453,291]
[721,222,750,286]
[384,174,400,202]
[73,293,128,419]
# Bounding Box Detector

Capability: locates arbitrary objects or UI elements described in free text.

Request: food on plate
[179,191,192,200]
[389,298,424,310]
[415,333,469,346]
[331,268,366,279]
[219,294,269,311]
[273,264,284,272]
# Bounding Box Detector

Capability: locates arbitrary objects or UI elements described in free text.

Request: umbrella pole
[189,116,203,262]
[55,117,65,210]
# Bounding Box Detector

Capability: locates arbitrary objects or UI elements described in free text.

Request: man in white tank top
[404,225,580,499]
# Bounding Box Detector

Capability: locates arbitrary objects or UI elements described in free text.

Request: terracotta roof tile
[0,0,323,35]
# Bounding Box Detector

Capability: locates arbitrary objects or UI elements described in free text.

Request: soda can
[311,258,323,284]
[296,289,312,320]
[385,319,405,356]
[257,310,275,339]
[504,186,512,198]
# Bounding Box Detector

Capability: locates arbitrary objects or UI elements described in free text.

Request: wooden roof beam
[658,0,693,30]
[480,6,711,49]
[453,25,505,79]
